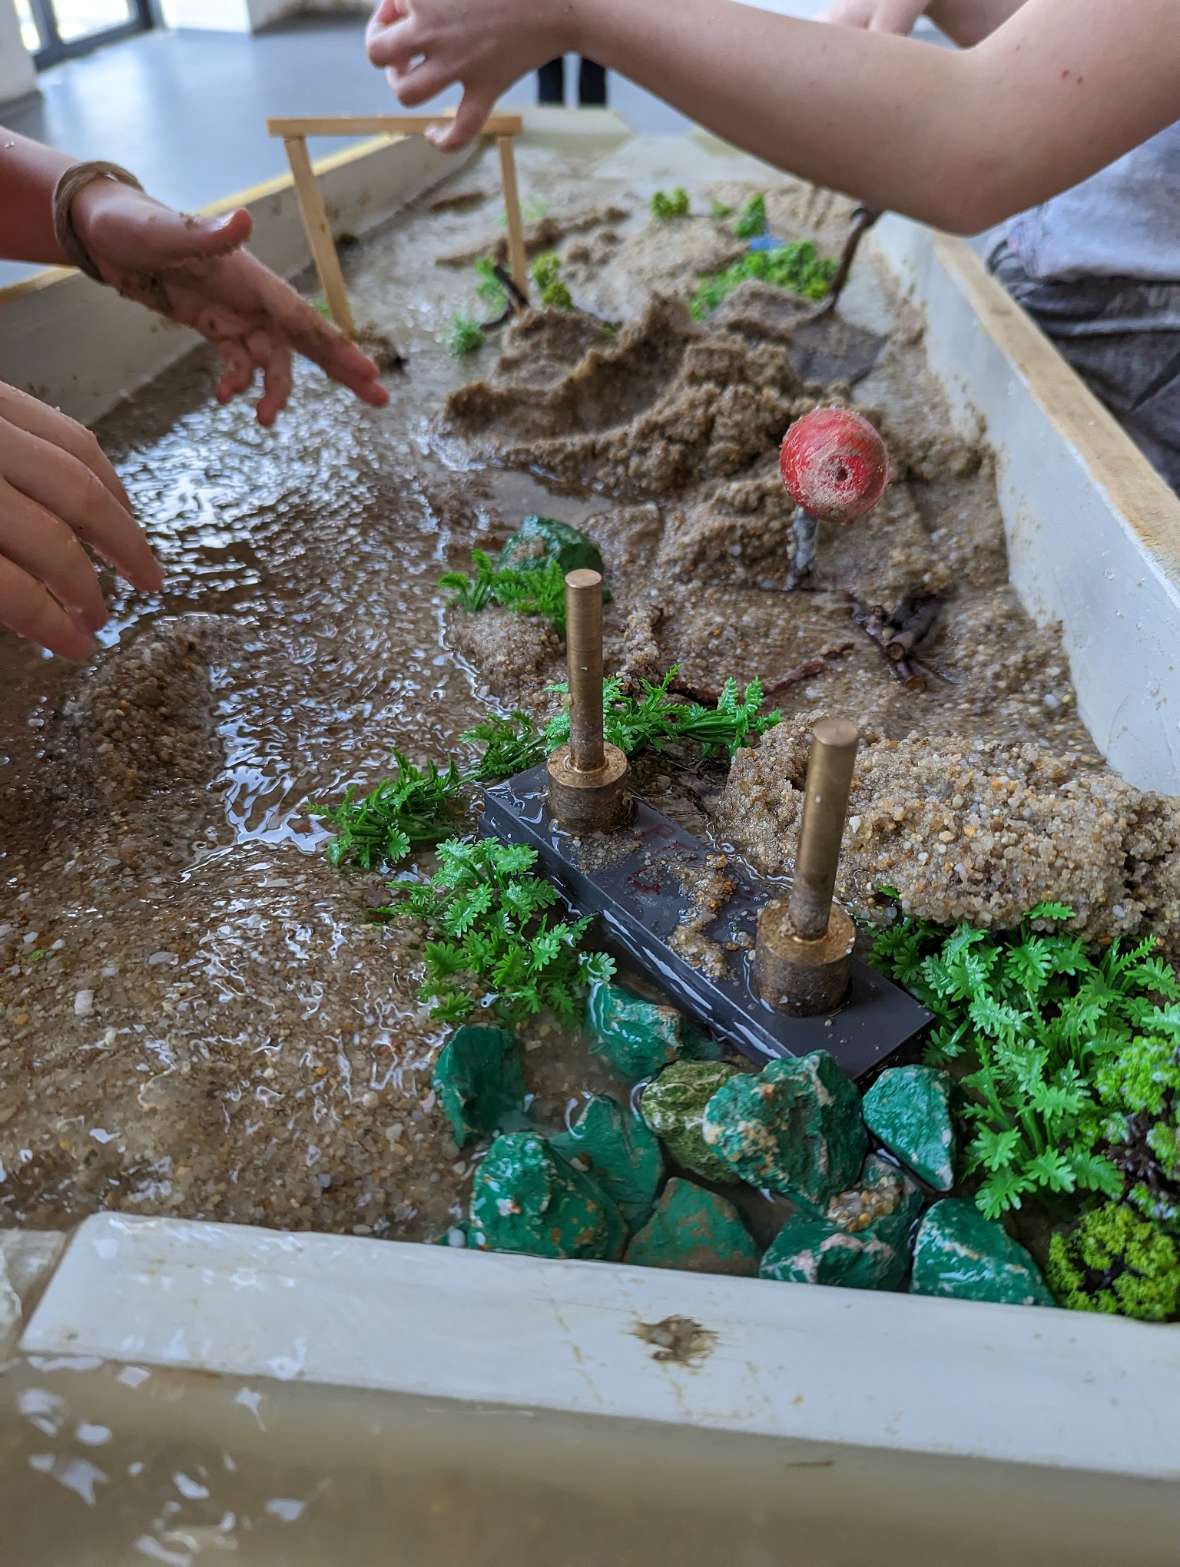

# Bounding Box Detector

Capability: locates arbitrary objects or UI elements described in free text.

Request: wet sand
[2,133,1175,1239]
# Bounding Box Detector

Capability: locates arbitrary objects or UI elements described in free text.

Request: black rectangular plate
[480,766,930,1080]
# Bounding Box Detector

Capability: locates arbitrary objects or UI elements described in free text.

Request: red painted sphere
[779,406,889,524]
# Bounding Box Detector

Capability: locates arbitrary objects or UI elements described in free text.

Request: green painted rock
[681,1027,724,1062]
[862,1065,956,1191]
[550,1095,664,1230]
[625,1178,760,1276]
[640,1059,742,1182]
[761,1153,923,1291]
[701,1051,866,1208]
[498,515,604,577]
[761,1215,903,1290]
[432,1024,526,1149]
[469,1132,627,1261]
[911,1199,1053,1307]
[587,982,686,1081]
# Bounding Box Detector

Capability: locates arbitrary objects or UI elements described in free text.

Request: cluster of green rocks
[432,985,1054,1307]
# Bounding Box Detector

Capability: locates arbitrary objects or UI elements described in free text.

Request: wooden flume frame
[267,111,528,339]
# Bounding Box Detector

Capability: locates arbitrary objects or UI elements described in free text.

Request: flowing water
[0,139,636,1242]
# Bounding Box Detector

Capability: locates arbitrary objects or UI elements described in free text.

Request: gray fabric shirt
[1003,122,1180,283]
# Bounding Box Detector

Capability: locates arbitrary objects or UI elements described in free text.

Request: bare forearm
[0,132,76,265]
[575,2,983,226]
[569,0,1180,232]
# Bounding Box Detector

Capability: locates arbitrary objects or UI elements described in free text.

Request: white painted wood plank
[20,1213,1180,1480]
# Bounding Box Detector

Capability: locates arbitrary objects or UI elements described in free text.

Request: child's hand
[0,381,163,659]
[366,0,566,151]
[71,181,390,426]
[818,0,926,32]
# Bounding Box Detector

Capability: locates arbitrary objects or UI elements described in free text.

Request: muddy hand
[71,179,389,426]
[0,380,163,659]
[366,0,567,151]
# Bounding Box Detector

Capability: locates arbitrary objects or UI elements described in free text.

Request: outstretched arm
[0,132,388,425]
[367,0,1180,234]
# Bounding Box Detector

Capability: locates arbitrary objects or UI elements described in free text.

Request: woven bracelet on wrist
[51,160,144,283]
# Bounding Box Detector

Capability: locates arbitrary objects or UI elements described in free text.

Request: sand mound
[50,615,236,810]
[446,604,563,703]
[714,717,1180,949]
[446,294,808,499]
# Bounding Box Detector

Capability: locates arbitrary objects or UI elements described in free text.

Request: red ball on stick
[779,407,889,525]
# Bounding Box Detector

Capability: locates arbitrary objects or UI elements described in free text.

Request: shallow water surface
[3,1351,1179,1567]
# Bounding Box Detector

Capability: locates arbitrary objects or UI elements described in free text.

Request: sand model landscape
[1,139,1177,1321]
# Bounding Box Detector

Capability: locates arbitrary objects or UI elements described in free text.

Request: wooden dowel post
[497,135,529,300]
[282,135,355,339]
[270,112,528,336]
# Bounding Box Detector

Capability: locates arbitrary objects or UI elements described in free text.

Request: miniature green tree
[307,754,466,870]
[870,905,1180,1219]
[448,311,485,356]
[439,550,568,632]
[380,837,615,1025]
[530,251,573,310]
[733,193,767,239]
[651,188,690,220]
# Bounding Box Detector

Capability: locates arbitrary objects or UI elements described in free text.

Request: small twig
[494,261,528,311]
[763,640,857,695]
[481,262,530,331]
[668,641,856,706]
[882,593,942,662]
[852,593,944,690]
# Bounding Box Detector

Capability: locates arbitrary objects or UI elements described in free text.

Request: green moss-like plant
[691,242,838,318]
[651,187,690,221]
[1047,1202,1180,1322]
[474,256,508,311]
[733,193,767,239]
[530,251,573,310]
[439,550,568,632]
[710,200,734,220]
[1094,1032,1180,1230]
[448,311,485,356]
